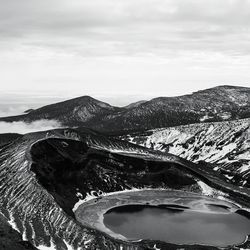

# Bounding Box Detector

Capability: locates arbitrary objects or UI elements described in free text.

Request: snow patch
[8,213,20,233]
[153,244,161,250]
[224,174,234,180]
[197,181,214,196]
[240,164,249,173]
[63,240,75,250]
[76,192,83,199]
[37,239,57,250]
[73,187,162,212]
[37,244,56,250]
[206,125,214,134]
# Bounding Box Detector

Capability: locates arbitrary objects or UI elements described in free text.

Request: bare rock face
[0,128,250,249]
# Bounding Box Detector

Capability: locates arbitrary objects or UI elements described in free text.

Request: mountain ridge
[0,85,249,133]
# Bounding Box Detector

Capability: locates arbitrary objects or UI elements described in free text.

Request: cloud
[0,106,27,117]
[0,120,62,134]
[0,0,249,97]
[1,0,250,56]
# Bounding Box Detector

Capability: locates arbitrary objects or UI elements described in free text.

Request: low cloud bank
[0,120,62,134]
[0,105,30,117]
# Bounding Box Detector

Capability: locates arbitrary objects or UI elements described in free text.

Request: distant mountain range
[0,85,249,133]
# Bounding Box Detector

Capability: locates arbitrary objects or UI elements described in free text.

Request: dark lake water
[103,204,250,247]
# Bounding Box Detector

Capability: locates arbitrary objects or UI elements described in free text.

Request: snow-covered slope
[122,119,250,187]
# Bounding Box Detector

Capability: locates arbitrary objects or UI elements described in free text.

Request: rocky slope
[1,128,250,249]
[0,133,22,146]
[121,118,250,188]
[0,213,38,250]
[0,85,249,132]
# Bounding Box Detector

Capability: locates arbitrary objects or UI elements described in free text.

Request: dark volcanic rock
[0,133,22,146]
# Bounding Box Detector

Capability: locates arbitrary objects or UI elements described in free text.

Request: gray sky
[0,0,250,106]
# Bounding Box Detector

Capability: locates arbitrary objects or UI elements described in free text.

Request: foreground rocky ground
[0,128,249,249]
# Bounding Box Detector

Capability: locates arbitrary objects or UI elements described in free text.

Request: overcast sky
[0,0,250,107]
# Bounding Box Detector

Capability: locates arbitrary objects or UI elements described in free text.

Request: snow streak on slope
[0,130,140,250]
[123,119,250,187]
